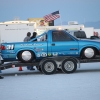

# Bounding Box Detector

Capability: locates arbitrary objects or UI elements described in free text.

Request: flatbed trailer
[0,56,100,75]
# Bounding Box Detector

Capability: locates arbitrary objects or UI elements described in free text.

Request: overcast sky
[0,0,100,24]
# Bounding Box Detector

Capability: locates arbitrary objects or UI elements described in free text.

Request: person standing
[31,32,37,41]
[23,32,35,70]
[23,32,31,42]
[0,69,3,79]
[0,75,4,79]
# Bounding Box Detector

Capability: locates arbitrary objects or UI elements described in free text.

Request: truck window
[52,31,73,42]
[36,34,47,41]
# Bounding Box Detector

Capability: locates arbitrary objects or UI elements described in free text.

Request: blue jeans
[27,66,33,70]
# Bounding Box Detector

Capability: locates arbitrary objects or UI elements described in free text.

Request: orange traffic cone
[19,66,23,71]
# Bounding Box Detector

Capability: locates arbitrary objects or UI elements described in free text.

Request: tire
[18,50,34,63]
[41,59,57,75]
[0,60,4,65]
[61,59,77,74]
[82,47,95,59]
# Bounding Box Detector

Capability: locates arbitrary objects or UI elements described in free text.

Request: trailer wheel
[62,59,77,73]
[0,60,4,64]
[41,60,57,75]
[82,47,95,59]
[19,50,34,63]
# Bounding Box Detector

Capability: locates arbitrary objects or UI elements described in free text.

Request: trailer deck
[0,61,39,70]
[1,57,100,69]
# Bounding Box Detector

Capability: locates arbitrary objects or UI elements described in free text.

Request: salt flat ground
[0,62,100,100]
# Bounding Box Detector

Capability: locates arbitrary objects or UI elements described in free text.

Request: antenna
[14,17,20,21]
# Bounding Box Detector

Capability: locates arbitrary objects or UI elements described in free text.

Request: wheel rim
[84,48,94,58]
[44,62,55,72]
[21,51,32,61]
[64,61,74,71]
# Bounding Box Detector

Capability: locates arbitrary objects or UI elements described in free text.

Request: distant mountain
[84,21,100,29]
[55,21,100,29]
[55,21,67,26]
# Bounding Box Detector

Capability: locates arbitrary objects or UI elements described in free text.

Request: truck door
[50,31,79,56]
[31,34,48,58]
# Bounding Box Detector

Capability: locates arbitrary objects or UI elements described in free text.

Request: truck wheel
[41,60,57,75]
[61,59,77,73]
[82,48,95,59]
[19,50,34,63]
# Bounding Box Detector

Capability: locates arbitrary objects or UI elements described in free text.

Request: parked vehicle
[68,30,100,39]
[1,30,100,63]
[0,23,35,43]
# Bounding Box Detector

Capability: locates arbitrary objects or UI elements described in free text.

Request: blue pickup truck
[1,29,100,63]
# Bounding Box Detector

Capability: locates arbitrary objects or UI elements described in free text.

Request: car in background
[67,30,100,39]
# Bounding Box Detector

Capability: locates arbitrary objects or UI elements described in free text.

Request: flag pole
[57,10,63,28]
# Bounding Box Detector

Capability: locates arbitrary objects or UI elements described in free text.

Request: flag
[44,10,60,22]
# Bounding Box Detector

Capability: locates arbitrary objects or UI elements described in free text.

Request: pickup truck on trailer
[1,29,100,74]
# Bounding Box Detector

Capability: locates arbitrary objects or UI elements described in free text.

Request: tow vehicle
[1,29,100,75]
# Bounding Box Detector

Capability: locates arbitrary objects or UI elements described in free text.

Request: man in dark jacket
[31,32,37,41]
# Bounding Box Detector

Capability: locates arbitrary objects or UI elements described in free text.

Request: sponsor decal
[52,52,58,56]
[68,52,75,54]
[20,43,43,46]
[34,47,44,52]
[8,55,15,58]
[62,53,65,55]
[59,53,62,55]
[41,52,47,57]
[68,52,73,54]
[7,50,15,53]
[48,53,51,56]
[37,54,40,57]
[3,54,15,58]
[33,43,43,46]
[20,44,32,46]
[3,55,9,58]
[58,53,65,55]
[76,52,78,54]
